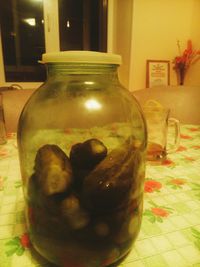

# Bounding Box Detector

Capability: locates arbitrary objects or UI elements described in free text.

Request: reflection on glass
[23,18,36,27]
[84,81,94,85]
[84,99,102,110]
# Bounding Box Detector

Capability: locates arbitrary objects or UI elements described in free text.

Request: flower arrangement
[173,40,200,85]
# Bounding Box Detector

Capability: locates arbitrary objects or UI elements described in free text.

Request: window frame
[0,0,114,88]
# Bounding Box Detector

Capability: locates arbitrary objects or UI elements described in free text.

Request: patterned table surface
[0,124,200,267]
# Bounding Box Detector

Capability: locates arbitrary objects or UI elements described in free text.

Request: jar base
[30,233,136,267]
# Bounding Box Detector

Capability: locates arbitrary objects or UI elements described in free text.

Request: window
[59,0,107,52]
[0,0,108,85]
[0,0,46,82]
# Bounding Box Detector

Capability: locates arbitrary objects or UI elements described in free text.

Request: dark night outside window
[0,0,46,82]
[58,0,107,52]
[0,0,107,83]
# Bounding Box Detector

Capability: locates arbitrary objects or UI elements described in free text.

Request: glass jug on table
[143,100,180,162]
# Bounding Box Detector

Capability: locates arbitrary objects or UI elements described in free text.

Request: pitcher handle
[167,118,180,153]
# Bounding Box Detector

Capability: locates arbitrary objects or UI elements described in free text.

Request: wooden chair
[0,89,36,133]
[133,86,200,124]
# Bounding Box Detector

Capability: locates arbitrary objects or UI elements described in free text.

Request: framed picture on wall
[146,60,170,88]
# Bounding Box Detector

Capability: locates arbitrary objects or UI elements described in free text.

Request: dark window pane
[0,0,107,82]
[90,0,100,51]
[0,0,46,82]
[59,0,107,52]
[0,0,16,65]
[59,0,83,50]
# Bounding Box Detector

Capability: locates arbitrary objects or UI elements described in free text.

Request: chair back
[133,86,200,124]
[1,89,36,133]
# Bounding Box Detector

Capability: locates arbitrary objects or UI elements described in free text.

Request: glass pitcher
[17,51,147,266]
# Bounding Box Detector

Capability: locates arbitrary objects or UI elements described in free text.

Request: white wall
[129,0,200,91]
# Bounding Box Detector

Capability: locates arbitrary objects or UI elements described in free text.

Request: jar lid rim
[41,51,122,65]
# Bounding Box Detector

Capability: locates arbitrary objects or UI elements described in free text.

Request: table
[0,124,200,267]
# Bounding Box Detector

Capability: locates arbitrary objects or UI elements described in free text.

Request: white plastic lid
[42,51,121,65]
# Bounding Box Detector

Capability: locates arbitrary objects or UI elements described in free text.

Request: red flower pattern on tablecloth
[170,178,186,185]
[177,146,187,152]
[143,201,173,223]
[6,132,16,139]
[20,233,31,248]
[144,180,162,193]
[184,156,196,162]
[188,127,200,132]
[64,128,73,134]
[151,207,169,217]
[180,134,193,139]
[5,233,32,257]
[162,159,174,166]
[167,178,187,189]
[1,126,200,264]
[0,148,8,158]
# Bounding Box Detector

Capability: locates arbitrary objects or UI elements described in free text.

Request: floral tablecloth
[0,124,200,267]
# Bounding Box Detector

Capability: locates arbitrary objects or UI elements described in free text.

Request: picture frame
[146,60,170,88]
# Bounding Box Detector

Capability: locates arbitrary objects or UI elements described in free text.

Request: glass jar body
[18,63,147,266]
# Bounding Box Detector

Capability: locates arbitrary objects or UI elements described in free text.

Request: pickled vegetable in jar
[17,51,147,266]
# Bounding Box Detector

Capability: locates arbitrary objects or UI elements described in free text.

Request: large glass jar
[17,51,147,267]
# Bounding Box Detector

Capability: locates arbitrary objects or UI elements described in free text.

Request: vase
[178,66,186,85]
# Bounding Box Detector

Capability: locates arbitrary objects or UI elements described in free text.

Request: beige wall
[129,0,200,91]
[188,0,200,86]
